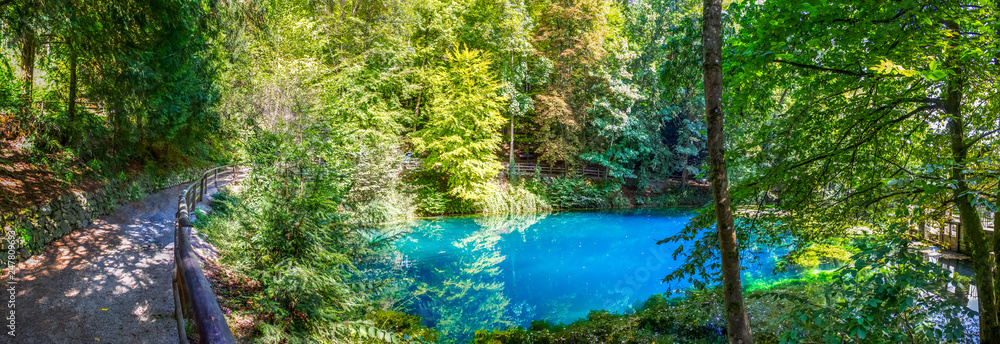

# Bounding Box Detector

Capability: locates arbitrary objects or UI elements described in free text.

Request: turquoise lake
[391,208,791,343]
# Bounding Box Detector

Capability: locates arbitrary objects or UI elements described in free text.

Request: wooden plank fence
[401,157,608,179]
[173,165,241,344]
[917,207,996,254]
[503,162,607,179]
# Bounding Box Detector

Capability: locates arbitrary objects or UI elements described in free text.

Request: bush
[476,182,550,214]
[197,133,425,343]
[365,309,440,343]
[409,169,477,216]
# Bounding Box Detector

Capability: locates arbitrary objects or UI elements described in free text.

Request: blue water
[392,208,788,343]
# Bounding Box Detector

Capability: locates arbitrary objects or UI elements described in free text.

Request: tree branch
[785,105,940,171]
[966,129,1000,148]
[863,189,922,208]
[898,97,942,105]
[872,9,911,24]
[774,59,869,77]
[828,9,911,25]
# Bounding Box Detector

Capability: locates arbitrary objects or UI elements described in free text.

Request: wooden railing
[918,209,997,254]
[173,165,240,344]
[503,162,607,179]
[402,157,608,179]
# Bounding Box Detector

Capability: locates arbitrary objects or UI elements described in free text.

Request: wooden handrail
[402,158,608,179]
[173,164,240,344]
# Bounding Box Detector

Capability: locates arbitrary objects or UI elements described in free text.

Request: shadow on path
[2,172,241,343]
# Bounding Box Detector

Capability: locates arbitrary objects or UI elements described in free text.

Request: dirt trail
[3,172,240,343]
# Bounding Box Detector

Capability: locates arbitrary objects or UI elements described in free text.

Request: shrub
[476,182,550,214]
[365,309,440,343]
[197,132,424,343]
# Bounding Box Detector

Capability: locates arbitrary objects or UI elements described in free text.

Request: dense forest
[1,0,998,343]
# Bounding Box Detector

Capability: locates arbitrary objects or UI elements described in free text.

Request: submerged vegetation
[472,236,977,344]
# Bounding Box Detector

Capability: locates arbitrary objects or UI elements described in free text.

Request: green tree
[701,0,753,342]
[530,0,613,165]
[725,0,998,340]
[411,47,508,201]
[460,0,541,169]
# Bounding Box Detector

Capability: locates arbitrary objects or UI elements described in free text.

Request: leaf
[926,70,947,81]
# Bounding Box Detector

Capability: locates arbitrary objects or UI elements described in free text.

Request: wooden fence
[503,162,607,179]
[173,165,240,344]
[402,157,608,179]
[918,207,996,254]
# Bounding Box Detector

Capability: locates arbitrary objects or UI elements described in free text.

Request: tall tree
[410,47,507,200]
[531,0,612,166]
[725,0,999,340]
[459,0,539,170]
[702,0,753,342]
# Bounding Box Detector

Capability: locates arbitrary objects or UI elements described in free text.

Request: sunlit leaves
[410,47,507,201]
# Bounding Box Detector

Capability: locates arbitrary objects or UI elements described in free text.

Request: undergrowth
[407,169,700,217]
[196,168,438,343]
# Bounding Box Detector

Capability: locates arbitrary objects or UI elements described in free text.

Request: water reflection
[386,212,986,343]
[407,213,547,340]
[924,251,976,310]
[392,209,790,343]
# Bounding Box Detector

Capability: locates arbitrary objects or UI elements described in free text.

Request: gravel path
[3,172,240,343]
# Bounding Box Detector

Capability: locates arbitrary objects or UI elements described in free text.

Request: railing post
[173,267,190,344]
[955,223,962,253]
[173,165,239,344]
[940,224,944,244]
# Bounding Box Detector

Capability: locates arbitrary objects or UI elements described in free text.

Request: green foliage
[365,309,441,343]
[530,0,613,166]
[776,237,975,343]
[523,175,614,209]
[198,128,423,343]
[0,0,230,187]
[410,47,508,201]
[408,169,478,216]
[469,279,833,344]
[471,258,973,344]
[0,59,18,121]
[787,242,858,270]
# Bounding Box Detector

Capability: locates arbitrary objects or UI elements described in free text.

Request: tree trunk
[413,57,427,133]
[681,154,690,188]
[509,52,516,173]
[944,57,1000,343]
[702,0,753,343]
[68,29,78,124]
[20,28,35,118]
[510,112,515,170]
[994,190,1000,309]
